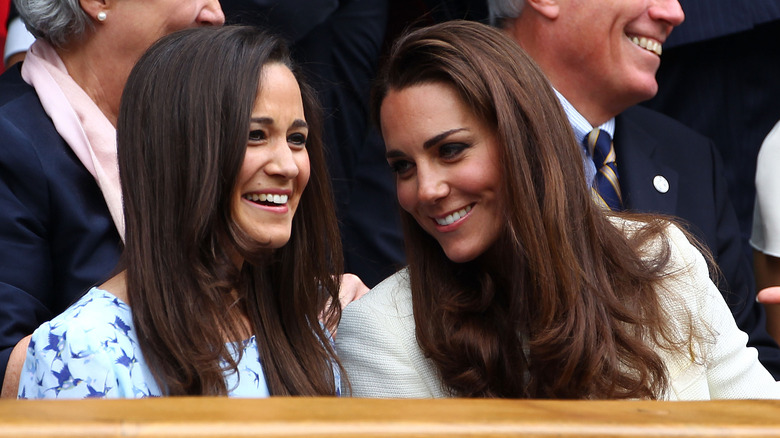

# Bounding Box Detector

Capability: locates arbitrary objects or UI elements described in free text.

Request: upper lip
[429,204,473,221]
[625,33,664,55]
[244,188,292,196]
[625,32,665,45]
[430,205,468,218]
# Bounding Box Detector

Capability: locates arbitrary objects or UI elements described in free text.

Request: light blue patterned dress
[17,287,338,398]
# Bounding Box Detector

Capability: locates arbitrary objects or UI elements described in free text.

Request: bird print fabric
[17,287,273,398]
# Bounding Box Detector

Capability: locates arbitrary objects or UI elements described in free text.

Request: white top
[751,120,780,257]
[336,220,780,400]
[4,17,35,66]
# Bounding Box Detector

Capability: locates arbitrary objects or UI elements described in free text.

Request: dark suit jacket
[615,105,780,378]
[646,2,780,255]
[666,0,780,47]
[0,65,122,384]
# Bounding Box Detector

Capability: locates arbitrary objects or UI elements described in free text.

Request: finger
[339,273,369,306]
[757,286,780,304]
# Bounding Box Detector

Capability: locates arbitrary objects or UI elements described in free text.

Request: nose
[416,165,448,204]
[265,142,300,179]
[197,0,225,26]
[649,0,685,28]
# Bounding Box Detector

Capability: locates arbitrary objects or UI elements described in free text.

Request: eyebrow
[385,149,406,160]
[250,117,309,129]
[423,128,466,149]
[385,128,467,160]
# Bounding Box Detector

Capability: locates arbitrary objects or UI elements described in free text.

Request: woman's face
[232,63,311,252]
[381,82,505,263]
[110,0,224,60]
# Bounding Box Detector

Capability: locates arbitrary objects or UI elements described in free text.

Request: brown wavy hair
[117,26,343,396]
[371,20,697,399]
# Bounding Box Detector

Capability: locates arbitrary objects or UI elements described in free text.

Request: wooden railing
[1,397,778,437]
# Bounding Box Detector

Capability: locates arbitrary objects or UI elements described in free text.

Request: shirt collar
[553,88,615,143]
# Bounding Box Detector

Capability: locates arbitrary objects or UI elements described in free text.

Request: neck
[56,42,130,127]
[549,78,620,127]
[100,271,129,304]
[504,16,621,127]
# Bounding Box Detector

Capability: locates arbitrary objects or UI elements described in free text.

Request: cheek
[167,4,197,24]
[296,153,311,190]
[476,169,502,195]
[236,158,253,188]
[395,179,417,214]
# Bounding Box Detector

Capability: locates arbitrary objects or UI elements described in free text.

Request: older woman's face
[232,64,311,251]
[381,82,504,264]
[111,0,224,59]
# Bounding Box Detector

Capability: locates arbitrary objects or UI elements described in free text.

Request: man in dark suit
[488,0,780,377]
[643,1,780,264]
[0,63,122,388]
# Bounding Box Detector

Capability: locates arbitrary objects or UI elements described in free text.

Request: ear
[525,0,560,20]
[79,0,109,22]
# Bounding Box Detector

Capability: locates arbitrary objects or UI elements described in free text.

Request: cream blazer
[335,221,780,400]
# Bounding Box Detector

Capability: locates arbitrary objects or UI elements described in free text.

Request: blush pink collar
[21,39,124,240]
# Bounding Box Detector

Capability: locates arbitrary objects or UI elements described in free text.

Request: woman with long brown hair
[14,25,345,398]
[0,0,224,396]
[335,20,780,400]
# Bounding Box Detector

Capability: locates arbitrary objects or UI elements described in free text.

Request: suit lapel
[613,110,679,215]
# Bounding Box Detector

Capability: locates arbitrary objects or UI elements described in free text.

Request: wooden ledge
[1,397,778,437]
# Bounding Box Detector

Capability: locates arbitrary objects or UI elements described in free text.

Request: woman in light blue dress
[14,26,345,398]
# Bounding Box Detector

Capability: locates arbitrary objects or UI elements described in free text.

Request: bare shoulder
[1,335,32,398]
[99,271,129,304]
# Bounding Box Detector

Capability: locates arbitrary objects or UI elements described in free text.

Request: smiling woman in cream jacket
[335,21,780,400]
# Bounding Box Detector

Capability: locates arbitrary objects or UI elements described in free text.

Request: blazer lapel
[613,110,679,215]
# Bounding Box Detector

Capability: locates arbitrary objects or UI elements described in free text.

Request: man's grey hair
[15,0,94,48]
[487,0,525,27]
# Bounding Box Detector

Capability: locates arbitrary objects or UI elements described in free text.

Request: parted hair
[117,25,343,396]
[371,20,696,399]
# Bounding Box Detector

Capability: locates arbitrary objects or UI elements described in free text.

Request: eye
[439,143,469,160]
[248,129,267,143]
[388,159,414,177]
[288,132,307,148]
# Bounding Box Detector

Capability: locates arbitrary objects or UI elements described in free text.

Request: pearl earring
[97,11,107,22]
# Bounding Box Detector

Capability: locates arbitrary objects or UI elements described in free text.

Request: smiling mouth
[435,205,472,226]
[243,193,288,206]
[627,35,662,55]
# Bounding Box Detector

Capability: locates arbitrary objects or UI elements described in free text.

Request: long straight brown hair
[372,21,698,399]
[117,26,343,396]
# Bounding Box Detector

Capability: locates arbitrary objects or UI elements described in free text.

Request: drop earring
[97,11,107,22]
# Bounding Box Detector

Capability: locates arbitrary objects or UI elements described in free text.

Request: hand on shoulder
[338,273,369,308]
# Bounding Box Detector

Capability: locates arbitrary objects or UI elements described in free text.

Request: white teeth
[435,205,472,226]
[629,35,662,55]
[244,193,288,204]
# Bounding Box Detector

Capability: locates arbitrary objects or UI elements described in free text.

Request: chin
[629,77,659,103]
[268,236,292,249]
[442,247,480,264]
[247,232,292,250]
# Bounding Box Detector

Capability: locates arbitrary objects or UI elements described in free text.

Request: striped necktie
[586,129,622,210]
